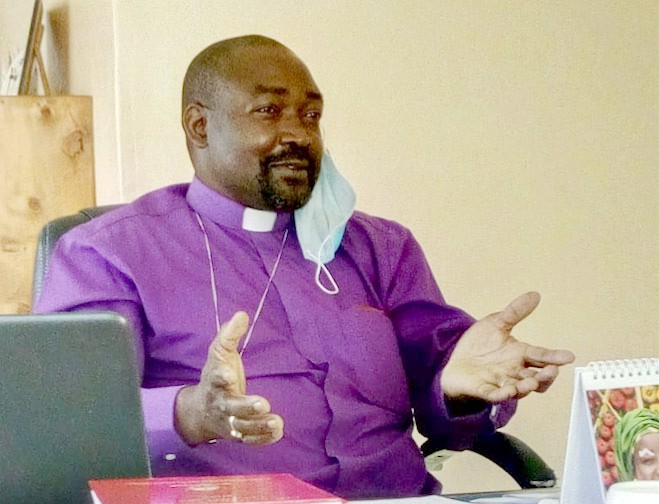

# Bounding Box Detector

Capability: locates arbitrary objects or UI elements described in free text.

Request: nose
[278,113,314,147]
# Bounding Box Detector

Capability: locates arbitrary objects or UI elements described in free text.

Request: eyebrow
[254,85,322,101]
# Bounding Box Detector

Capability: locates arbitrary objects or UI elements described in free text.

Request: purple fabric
[35,177,515,499]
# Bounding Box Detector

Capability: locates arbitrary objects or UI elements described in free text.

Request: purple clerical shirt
[35,177,514,499]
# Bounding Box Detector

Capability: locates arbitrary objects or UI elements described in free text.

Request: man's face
[633,431,659,481]
[199,46,323,211]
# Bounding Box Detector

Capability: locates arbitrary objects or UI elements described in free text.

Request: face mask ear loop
[305,247,339,295]
[306,231,340,295]
[314,260,339,295]
[314,219,348,295]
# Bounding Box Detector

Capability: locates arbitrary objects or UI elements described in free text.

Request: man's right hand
[174,311,284,446]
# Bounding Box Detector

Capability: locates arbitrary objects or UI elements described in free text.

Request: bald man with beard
[35,35,574,499]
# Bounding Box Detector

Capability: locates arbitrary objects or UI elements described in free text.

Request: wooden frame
[18,0,51,95]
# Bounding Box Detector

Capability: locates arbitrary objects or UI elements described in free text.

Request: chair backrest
[32,205,122,305]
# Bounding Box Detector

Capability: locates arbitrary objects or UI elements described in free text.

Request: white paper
[1,50,24,95]
[470,496,554,504]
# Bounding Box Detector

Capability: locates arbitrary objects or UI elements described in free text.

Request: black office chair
[33,206,557,490]
[421,431,555,489]
[32,205,121,304]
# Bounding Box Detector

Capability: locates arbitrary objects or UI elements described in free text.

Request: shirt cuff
[141,386,191,466]
[414,373,517,451]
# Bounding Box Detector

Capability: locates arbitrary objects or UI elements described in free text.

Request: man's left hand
[441,291,575,403]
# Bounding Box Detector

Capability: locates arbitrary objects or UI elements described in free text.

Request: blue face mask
[294,151,356,294]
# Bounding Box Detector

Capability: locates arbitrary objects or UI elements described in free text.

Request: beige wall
[3,0,658,494]
[0,0,120,203]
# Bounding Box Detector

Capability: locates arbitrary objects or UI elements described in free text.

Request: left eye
[304,110,321,121]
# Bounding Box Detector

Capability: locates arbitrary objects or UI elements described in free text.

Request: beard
[258,144,320,211]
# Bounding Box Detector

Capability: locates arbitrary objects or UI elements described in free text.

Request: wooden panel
[0,96,95,314]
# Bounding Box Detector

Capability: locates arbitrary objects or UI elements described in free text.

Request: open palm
[441,292,575,403]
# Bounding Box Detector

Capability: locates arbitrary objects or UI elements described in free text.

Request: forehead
[220,46,322,99]
[636,431,659,447]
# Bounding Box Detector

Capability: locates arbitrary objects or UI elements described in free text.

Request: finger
[203,311,250,392]
[534,365,560,393]
[517,368,537,380]
[234,415,284,445]
[478,382,517,403]
[492,291,541,331]
[487,374,537,401]
[203,364,242,391]
[209,311,250,360]
[523,345,575,367]
[514,376,540,398]
[220,395,272,418]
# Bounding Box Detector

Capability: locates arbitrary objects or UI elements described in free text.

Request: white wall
[3,0,658,494]
[0,1,35,76]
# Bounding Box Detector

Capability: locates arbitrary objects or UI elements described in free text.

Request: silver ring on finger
[228,415,243,440]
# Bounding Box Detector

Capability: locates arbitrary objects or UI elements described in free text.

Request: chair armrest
[421,431,556,489]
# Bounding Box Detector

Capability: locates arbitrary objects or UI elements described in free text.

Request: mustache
[263,144,314,168]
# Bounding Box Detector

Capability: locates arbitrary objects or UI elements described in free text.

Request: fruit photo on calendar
[587,384,659,488]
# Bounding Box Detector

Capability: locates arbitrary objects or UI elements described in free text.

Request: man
[35,35,574,498]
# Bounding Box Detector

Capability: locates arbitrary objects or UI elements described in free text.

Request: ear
[183,103,208,148]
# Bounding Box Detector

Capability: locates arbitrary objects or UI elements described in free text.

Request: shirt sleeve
[382,224,516,450]
[33,232,188,455]
[34,233,147,373]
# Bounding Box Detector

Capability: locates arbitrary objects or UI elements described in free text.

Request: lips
[268,158,309,170]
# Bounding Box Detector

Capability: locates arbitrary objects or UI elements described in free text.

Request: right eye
[254,105,281,117]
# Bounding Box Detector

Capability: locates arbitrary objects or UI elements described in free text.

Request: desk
[353,489,560,504]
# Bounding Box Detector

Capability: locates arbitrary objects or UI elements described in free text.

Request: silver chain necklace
[194,211,288,356]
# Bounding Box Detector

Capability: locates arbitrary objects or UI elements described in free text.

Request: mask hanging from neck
[294,151,356,294]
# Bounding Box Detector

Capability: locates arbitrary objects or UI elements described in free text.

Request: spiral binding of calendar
[588,358,659,380]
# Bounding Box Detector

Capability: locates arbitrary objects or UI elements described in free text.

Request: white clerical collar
[242,207,277,232]
[186,177,291,232]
